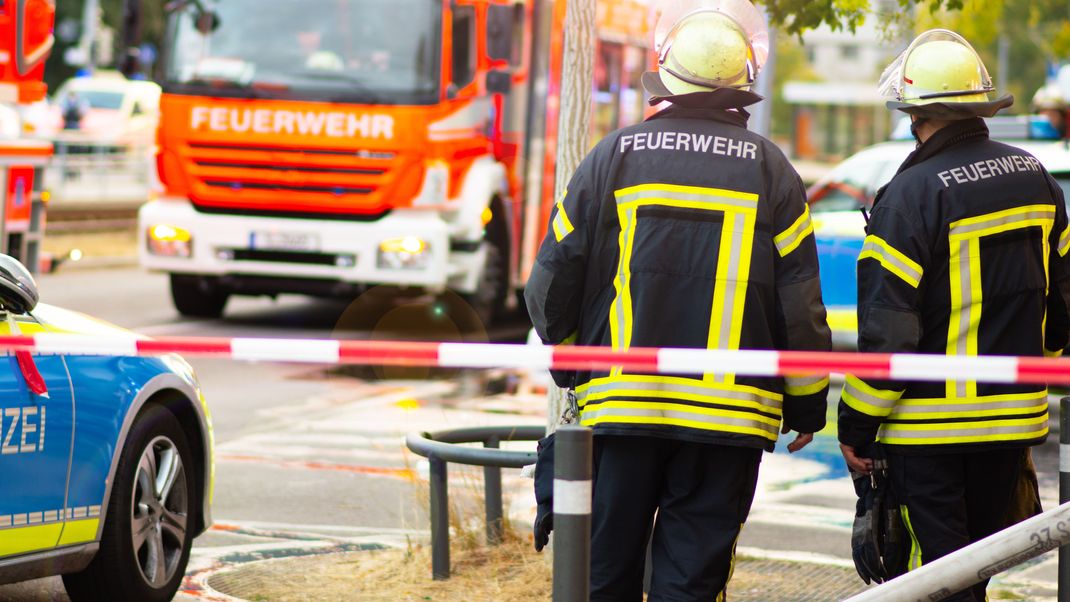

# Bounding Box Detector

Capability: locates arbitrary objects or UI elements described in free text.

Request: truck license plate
[250,231,321,252]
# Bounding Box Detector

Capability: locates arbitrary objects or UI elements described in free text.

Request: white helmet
[1033,83,1065,111]
[643,0,768,99]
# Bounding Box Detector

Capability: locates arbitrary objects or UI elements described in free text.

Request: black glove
[850,447,908,585]
[533,434,555,552]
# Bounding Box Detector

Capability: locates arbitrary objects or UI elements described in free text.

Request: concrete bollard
[552,426,593,602]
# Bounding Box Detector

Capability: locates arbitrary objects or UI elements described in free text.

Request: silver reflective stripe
[615,188,757,210]
[948,209,1055,237]
[581,405,780,437]
[784,374,827,388]
[859,237,923,285]
[774,210,813,256]
[577,379,782,410]
[878,419,1047,442]
[842,379,900,411]
[613,208,636,350]
[718,212,745,350]
[890,396,1047,418]
[1060,226,1070,257]
[955,238,972,398]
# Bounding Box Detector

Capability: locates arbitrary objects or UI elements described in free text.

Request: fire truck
[139,0,650,322]
[0,0,54,275]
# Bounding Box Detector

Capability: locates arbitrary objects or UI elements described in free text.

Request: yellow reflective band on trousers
[774,204,815,257]
[901,505,922,571]
[717,523,744,602]
[858,235,924,288]
[841,375,903,417]
[877,413,1049,445]
[946,205,1055,399]
[610,184,758,384]
[784,374,829,396]
[552,194,575,243]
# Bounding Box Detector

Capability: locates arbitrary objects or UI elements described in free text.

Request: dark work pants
[589,435,763,602]
[887,448,1026,602]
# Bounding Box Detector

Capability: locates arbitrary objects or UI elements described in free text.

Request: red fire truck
[139,0,651,322]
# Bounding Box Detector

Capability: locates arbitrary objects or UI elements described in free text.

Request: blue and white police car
[808,116,1070,347]
[0,256,213,601]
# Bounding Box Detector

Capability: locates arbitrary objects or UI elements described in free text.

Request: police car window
[810,156,892,213]
[1053,174,1070,209]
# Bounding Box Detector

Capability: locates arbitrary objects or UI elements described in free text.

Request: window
[451,6,476,91]
[840,44,859,59]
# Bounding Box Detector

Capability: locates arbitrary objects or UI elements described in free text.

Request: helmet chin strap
[909,116,927,146]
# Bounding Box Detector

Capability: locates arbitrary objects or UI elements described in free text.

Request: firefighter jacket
[838,118,1070,453]
[525,97,832,452]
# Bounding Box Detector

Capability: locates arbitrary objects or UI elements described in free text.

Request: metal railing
[405,425,544,580]
[45,139,156,208]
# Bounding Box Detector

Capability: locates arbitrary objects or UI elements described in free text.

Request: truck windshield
[166,0,441,104]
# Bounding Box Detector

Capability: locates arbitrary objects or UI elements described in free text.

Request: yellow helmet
[642,0,768,101]
[879,29,1012,119]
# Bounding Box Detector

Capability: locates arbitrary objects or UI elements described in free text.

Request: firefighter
[524,0,831,598]
[838,29,1070,601]
[1033,82,1067,138]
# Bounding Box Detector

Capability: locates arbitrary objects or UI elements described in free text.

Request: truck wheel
[464,239,508,326]
[170,275,228,318]
[62,405,197,602]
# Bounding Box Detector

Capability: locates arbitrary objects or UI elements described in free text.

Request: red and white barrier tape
[3,334,1070,385]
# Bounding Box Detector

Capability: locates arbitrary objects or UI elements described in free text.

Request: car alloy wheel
[130,435,189,588]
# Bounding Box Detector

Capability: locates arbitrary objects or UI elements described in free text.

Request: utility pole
[547,0,596,433]
[78,0,100,72]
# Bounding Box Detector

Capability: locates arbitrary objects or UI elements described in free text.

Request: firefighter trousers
[886,447,1026,602]
[589,434,762,602]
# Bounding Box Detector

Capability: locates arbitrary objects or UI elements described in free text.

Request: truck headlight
[147,224,192,258]
[378,237,430,270]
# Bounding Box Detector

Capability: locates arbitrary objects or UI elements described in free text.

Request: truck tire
[464,238,508,327]
[62,404,197,602]
[170,275,228,318]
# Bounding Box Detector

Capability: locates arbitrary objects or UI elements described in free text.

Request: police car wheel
[170,274,228,318]
[62,404,196,602]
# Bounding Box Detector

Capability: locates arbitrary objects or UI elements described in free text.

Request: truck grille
[182,141,412,218]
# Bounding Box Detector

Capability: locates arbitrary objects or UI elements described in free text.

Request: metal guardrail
[405,425,544,580]
[45,140,155,208]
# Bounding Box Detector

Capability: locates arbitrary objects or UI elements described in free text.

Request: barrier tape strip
[2,334,1070,385]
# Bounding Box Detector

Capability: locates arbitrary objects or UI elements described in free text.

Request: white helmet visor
[651,0,769,85]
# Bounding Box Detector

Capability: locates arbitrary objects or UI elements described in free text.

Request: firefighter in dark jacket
[839,29,1070,601]
[524,1,831,599]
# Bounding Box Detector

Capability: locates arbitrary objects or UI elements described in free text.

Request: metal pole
[484,436,503,545]
[429,456,450,580]
[547,0,596,434]
[552,426,592,602]
[1060,396,1070,601]
[844,500,1070,601]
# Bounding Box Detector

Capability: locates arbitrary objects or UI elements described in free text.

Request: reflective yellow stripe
[57,518,100,546]
[946,206,1055,399]
[858,235,923,288]
[609,184,759,384]
[841,375,903,417]
[774,204,815,257]
[552,198,575,243]
[1059,224,1070,257]
[877,414,1049,445]
[580,401,781,441]
[0,523,63,556]
[717,524,744,602]
[784,374,830,396]
[889,390,1048,420]
[901,505,922,571]
[1046,347,1064,358]
[576,374,783,415]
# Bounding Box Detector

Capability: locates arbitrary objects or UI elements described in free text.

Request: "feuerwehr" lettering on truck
[190,106,395,140]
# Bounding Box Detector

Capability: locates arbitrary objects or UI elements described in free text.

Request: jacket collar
[873,118,989,207]
[646,103,751,129]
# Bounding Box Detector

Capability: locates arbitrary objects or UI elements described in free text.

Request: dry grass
[228,535,552,602]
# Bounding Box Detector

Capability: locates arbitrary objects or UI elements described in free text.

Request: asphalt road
[0,265,1063,600]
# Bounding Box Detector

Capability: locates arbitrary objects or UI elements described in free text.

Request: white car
[48,72,161,145]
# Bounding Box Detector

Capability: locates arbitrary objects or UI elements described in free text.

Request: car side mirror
[0,255,38,314]
[486,70,511,94]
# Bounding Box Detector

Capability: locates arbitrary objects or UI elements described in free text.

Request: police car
[808,116,1070,347]
[0,256,212,601]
